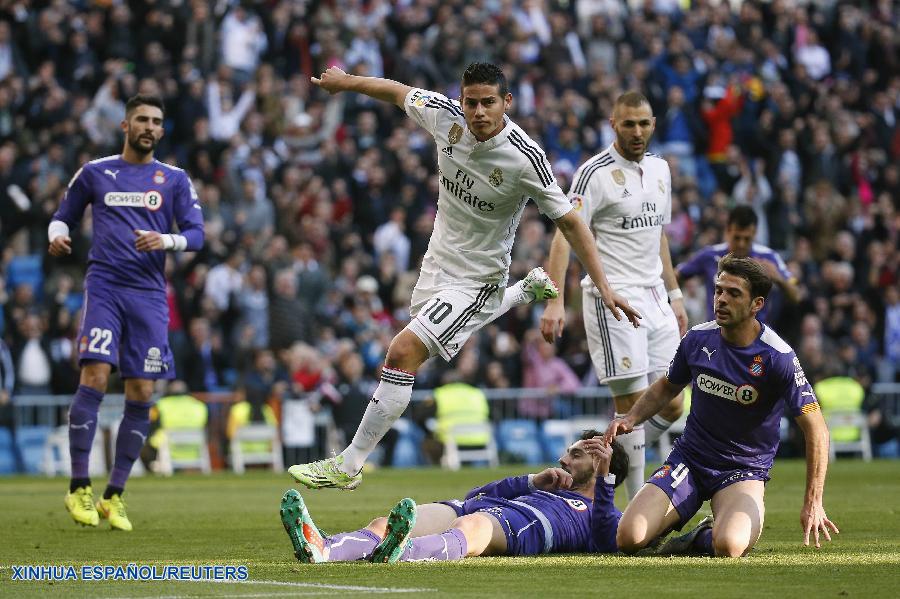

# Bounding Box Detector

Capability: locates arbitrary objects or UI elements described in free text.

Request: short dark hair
[125,94,165,118]
[717,253,773,300]
[615,91,651,110]
[461,62,508,97]
[727,205,758,229]
[579,429,630,488]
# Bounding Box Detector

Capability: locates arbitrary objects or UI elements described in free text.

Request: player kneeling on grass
[280,430,627,563]
[606,254,839,558]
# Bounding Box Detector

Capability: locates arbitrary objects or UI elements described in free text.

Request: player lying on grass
[280,430,628,562]
[606,254,839,558]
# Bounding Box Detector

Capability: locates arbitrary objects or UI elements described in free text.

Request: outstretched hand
[603,290,642,328]
[801,501,839,549]
[532,467,573,491]
[603,416,635,446]
[311,67,351,94]
[540,302,566,343]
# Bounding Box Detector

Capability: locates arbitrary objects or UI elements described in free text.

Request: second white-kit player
[289,63,641,490]
[542,92,688,498]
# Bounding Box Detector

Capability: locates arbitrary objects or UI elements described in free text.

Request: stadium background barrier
[3,384,898,475]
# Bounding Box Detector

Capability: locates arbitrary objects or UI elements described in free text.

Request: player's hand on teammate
[134,229,165,252]
[311,67,351,94]
[539,301,566,343]
[533,467,573,491]
[603,289,642,329]
[603,416,635,445]
[580,436,613,476]
[801,501,839,549]
[48,235,72,257]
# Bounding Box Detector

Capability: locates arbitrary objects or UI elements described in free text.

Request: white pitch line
[213,579,436,593]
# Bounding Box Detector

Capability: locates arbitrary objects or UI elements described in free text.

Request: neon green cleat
[96,494,133,531]
[280,489,327,563]
[371,498,417,563]
[64,486,99,527]
[288,455,362,490]
[522,267,559,302]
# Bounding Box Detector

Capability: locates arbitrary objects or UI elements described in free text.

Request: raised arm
[553,210,641,328]
[660,230,688,336]
[540,228,573,342]
[311,66,412,108]
[795,409,839,548]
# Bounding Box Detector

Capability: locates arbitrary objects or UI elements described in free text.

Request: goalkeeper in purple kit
[279,430,627,563]
[48,94,204,531]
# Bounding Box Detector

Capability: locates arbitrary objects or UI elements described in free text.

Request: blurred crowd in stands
[0,0,897,453]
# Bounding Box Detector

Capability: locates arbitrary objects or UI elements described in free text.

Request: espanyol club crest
[749,355,765,377]
[652,464,671,479]
[153,170,166,185]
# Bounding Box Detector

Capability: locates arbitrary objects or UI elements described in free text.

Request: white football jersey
[404,88,571,285]
[568,143,672,290]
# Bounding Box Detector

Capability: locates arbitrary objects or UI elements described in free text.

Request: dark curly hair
[461,62,508,97]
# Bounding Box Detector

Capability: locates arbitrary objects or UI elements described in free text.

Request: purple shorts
[438,497,548,556]
[647,446,769,531]
[77,284,175,380]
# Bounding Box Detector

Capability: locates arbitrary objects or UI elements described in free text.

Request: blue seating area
[496,420,544,465]
[0,428,16,474]
[6,254,44,300]
[15,426,52,474]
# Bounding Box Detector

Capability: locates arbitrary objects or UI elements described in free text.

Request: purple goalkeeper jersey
[463,474,621,554]
[676,242,793,322]
[666,321,819,471]
[53,155,205,294]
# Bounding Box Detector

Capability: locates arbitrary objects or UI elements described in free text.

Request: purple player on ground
[279,430,628,563]
[677,205,800,323]
[48,94,204,531]
[606,254,838,557]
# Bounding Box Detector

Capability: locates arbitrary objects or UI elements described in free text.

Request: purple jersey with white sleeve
[676,243,793,322]
[456,474,621,554]
[665,321,819,471]
[53,156,205,294]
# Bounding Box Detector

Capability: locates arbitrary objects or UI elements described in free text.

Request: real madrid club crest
[612,169,625,185]
[749,355,765,377]
[489,168,503,187]
[154,170,166,185]
[658,179,665,194]
[622,357,632,369]
[448,123,463,145]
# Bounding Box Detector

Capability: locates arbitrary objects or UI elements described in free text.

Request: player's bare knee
[125,380,155,403]
[385,337,426,371]
[615,523,647,554]
[80,365,109,393]
[367,517,388,538]
[712,535,748,558]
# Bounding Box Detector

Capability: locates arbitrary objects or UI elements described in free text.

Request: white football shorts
[406,268,503,362]
[582,280,680,388]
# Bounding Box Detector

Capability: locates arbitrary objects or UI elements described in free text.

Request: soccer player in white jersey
[289,62,641,490]
[541,92,688,499]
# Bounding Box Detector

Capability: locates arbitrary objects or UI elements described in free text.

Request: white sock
[484,280,531,326]
[339,367,415,474]
[644,414,675,444]
[615,413,646,500]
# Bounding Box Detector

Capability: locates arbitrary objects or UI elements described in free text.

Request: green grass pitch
[1,460,898,598]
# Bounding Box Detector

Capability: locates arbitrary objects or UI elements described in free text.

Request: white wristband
[667,288,684,302]
[527,474,537,491]
[48,220,70,242]
[161,234,187,251]
[603,473,616,486]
